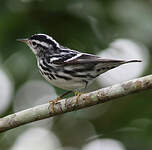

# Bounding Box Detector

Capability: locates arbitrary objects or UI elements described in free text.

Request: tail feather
[98,59,142,64]
[125,60,142,63]
[96,59,142,76]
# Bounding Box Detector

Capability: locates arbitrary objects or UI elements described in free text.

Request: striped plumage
[17,34,141,91]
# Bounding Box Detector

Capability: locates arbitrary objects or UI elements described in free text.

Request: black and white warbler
[17,34,141,103]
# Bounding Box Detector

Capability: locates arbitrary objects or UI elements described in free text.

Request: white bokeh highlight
[0,68,14,114]
[13,80,57,112]
[82,139,126,150]
[11,127,60,150]
[98,39,149,86]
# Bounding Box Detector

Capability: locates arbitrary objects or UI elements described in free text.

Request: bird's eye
[32,41,36,46]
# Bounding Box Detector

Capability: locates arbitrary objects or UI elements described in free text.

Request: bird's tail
[95,59,142,76]
[125,60,142,64]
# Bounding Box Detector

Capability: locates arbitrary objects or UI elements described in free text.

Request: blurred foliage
[0,0,152,150]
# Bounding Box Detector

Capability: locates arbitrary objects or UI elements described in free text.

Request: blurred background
[0,0,152,150]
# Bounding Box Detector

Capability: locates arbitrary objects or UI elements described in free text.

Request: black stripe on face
[30,35,58,48]
[36,43,48,50]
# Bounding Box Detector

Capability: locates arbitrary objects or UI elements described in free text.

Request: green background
[0,0,152,150]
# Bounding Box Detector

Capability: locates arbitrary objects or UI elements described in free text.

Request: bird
[17,33,141,106]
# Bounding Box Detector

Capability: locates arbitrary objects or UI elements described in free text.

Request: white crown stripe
[37,34,60,48]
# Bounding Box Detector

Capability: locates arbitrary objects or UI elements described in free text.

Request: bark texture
[0,75,152,133]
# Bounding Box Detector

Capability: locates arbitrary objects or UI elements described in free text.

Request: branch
[0,75,152,133]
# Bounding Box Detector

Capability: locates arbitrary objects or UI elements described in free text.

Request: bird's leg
[75,81,88,104]
[49,90,73,112]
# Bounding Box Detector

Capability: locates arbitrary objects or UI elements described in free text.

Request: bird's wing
[49,52,100,65]
[49,51,141,66]
[55,53,127,65]
[61,53,141,64]
[63,53,101,64]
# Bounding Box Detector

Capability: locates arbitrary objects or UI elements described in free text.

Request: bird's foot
[49,91,72,113]
[49,96,61,113]
[74,91,83,105]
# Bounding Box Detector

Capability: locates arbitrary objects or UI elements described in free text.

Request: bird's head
[17,34,60,56]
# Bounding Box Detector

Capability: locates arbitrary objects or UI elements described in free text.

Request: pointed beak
[16,38,29,44]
